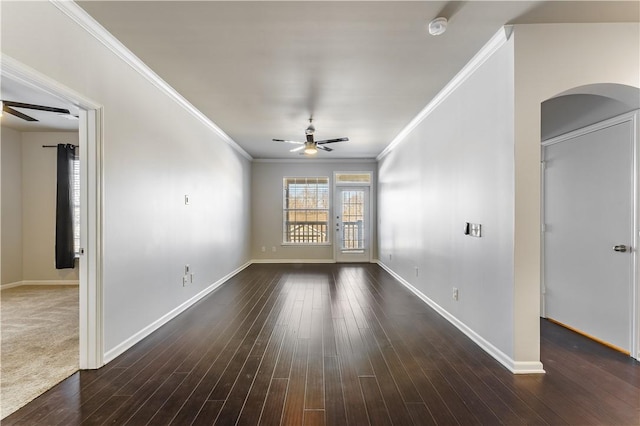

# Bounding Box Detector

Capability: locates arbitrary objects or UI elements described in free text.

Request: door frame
[333,172,373,263]
[3,54,104,369]
[541,110,639,360]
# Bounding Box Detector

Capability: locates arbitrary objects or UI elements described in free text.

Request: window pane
[72,156,80,256]
[283,177,329,244]
[335,172,371,184]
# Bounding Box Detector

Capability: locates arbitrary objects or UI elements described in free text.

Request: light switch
[465,222,482,238]
[184,194,190,205]
[470,223,481,237]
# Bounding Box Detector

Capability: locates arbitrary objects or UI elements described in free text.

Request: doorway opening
[1,57,103,383]
[541,83,640,360]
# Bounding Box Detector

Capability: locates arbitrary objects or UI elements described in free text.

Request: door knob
[613,244,628,253]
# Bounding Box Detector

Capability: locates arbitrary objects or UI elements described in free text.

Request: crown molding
[1,54,101,110]
[50,0,252,161]
[377,26,513,161]
[253,158,377,164]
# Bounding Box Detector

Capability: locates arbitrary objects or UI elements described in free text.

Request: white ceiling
[18,1,638,158]
[1,77,80,132]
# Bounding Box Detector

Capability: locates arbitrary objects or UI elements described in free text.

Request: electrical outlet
[184,194,190,205]
[389,253,393,261]
[261,246,266,252]
[272,246,277,252]
[182,276,188,287]
[453,287,459,301]
[415,266,419,277]
[185,264,190,274]
[190,273,195,284]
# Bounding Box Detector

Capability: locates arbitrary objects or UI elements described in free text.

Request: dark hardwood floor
[5,263,639,425]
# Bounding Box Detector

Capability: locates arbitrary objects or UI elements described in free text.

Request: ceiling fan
[273,118,348,155]
[1,100,72,122]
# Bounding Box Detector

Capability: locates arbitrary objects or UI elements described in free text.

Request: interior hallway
[3,263,639,425]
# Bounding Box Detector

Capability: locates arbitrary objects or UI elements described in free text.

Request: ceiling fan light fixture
[428,17,448,36]
[304,142,318,155]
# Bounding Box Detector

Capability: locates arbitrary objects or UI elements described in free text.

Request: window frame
[282,176,331,246]
[72,154,81,258]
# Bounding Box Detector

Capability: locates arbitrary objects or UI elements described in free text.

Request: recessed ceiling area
[73,1,639,159]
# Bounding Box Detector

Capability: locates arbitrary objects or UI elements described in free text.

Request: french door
[334,187,370,262]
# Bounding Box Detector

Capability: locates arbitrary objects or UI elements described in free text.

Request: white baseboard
[375,260,545,375]
[251,258,336,264]
[103,261,252,364]
[1,280,80,290]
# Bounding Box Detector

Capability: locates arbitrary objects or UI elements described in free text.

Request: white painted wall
[1,2,252,356]
[512,23,640,362]
[378,37,517,362]
[378,23,640,369]
[252,160,377,262]
[1,127,23,285]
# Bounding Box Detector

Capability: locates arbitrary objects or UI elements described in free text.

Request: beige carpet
[0,285,79,419]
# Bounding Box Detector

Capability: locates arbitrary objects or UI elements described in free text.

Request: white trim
[251,259,336,264]
[103,261,251,364]
[79,108,104,370]
[377,26,512,161]
[375,260,545,374]
[1,280,79,290]
[49,0,252,162]
[632,110,639,360]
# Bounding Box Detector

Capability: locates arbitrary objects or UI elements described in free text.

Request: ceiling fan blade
[290,145,305,152]
[317,145,333,152]
[316,137,349,144]
[3,105,37,121]
[273,138,303,145]
[2,100,70,115]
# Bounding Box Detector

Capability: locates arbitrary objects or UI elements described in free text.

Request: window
[335,172,372,184]
[283,177,329,244]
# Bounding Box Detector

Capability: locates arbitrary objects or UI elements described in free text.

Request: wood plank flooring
[4,263,639,425]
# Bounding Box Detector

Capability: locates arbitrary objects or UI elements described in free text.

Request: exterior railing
[342,220,364,249]
[285,222,328,243]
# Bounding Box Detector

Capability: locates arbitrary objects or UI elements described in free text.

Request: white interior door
[543,116,635,353]
[335,187,370,262]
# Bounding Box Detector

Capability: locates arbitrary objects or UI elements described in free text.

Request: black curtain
[55,144,76,269]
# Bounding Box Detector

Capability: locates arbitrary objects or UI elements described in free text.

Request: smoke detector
[428,17,448,36]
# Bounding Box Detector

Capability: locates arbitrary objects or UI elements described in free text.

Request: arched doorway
[541,83,639,359]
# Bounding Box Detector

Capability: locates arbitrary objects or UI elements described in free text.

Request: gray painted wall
[1,127,23,285]
[251,160,377,262]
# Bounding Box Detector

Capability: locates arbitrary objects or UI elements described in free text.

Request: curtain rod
[42,144,78,148]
